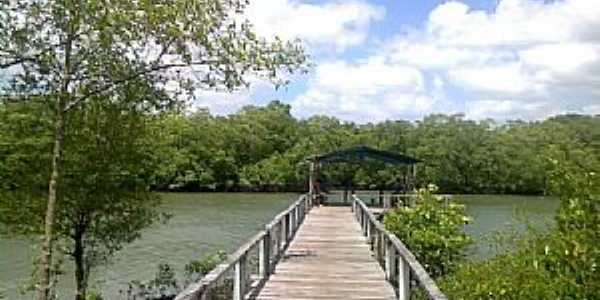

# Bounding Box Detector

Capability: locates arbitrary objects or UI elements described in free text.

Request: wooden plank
[254,207,397,300]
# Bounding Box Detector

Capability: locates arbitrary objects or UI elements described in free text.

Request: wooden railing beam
[352,195,448,300]
[175,195,310,300]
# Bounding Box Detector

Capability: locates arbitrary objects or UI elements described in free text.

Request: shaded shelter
[307,146,422,205]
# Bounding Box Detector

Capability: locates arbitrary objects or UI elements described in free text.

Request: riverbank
[0,193,558,299]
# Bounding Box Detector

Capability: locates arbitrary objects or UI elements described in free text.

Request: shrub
[383,184,472,277]
[122,251,227,300]
[440,161,599,299]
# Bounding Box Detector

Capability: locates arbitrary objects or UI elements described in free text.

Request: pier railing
[326,190,452,208]
[175,194,311,300]
[352,194,448,300]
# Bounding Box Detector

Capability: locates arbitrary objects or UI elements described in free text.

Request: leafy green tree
[0,1,306,298]
[1,93,168,300]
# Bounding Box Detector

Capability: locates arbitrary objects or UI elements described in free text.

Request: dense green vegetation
[439,162,599,299]
[122,252,227,300]
[380,144,598,299]
[384,185,472,277]
[141,101,598,194]
[5,100,595,198]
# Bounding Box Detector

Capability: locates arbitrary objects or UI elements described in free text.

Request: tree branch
[0,57,38,69]
[64,61,213,113]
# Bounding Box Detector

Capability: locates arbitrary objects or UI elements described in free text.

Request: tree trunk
[37,95,66,300]
[38,22,73,299]
[74,228,87,300]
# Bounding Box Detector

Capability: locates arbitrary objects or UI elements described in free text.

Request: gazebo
[307,146,422,205]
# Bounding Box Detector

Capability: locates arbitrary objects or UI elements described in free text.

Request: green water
[0,193,558,299]
[459,195,559,260]
[0,193,298,299]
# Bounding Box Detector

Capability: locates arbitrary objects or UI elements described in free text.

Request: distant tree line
[146,101,599,194]
[2,99,597,198]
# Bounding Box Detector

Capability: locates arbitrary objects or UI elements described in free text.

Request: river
[0,193,558,299]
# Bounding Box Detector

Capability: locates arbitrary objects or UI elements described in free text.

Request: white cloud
[191,0,385,114]
[426,0,600,47]
[192,89,252,115]
[449,63,541,94]
[520,43,600,73]
[291,58,455,122]
[197,0,600,122]
[465,100,551,120]
[380,0,600,120]
[245,0,384,52]
[191,78,274,115]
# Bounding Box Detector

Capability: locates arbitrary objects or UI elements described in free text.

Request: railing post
[275,223,281,258]
[290,209,295,235]
[234,253,247,300]
[366,219,371,241]
[292,206,297,231]
[260,230,271,278]
[362,211,367,235]
[285,214,291,243]
[377,232,384,263]
[385,240,397,281]
[199,289,210,300]
[279,216,287,252]
[398,257,410,300]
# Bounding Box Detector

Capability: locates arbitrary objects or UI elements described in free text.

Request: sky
[192,0,600,123]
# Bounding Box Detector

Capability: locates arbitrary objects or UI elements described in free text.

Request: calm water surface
[459,195,558,260]
[1,193,298,299]
[0,193,558,299]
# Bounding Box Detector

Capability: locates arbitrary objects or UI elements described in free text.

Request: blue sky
[193,0,600,123]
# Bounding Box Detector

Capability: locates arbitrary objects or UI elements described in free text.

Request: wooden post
[259,230,271,278]
[234,254,247,300]
[309,159,321,205]
[309,160,315,201]
[295,205,300,229]
[377,232,384,263]
[275,224,281,258]
[366,219,371,241]
[385,241,397,281]
[368,222,375,251]
[281,217,288,247]
[398,257,410,300]
[290,209,296,235]
[200,289,210,300]
[286,214,292,243]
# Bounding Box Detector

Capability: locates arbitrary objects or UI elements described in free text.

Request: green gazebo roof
[311,146,422,165]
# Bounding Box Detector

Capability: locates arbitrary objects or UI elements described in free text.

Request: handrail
[352,195,447,300]
[175,194,311,300]
[349,191,452,208]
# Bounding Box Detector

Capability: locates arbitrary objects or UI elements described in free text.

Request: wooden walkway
[254,206,396,300]
[175,195,446,300]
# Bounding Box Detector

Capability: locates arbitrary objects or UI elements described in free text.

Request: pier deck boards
[254,206,396,300]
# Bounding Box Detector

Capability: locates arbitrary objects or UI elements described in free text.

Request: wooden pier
[255,206,396,299]
[175,194,447,300]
